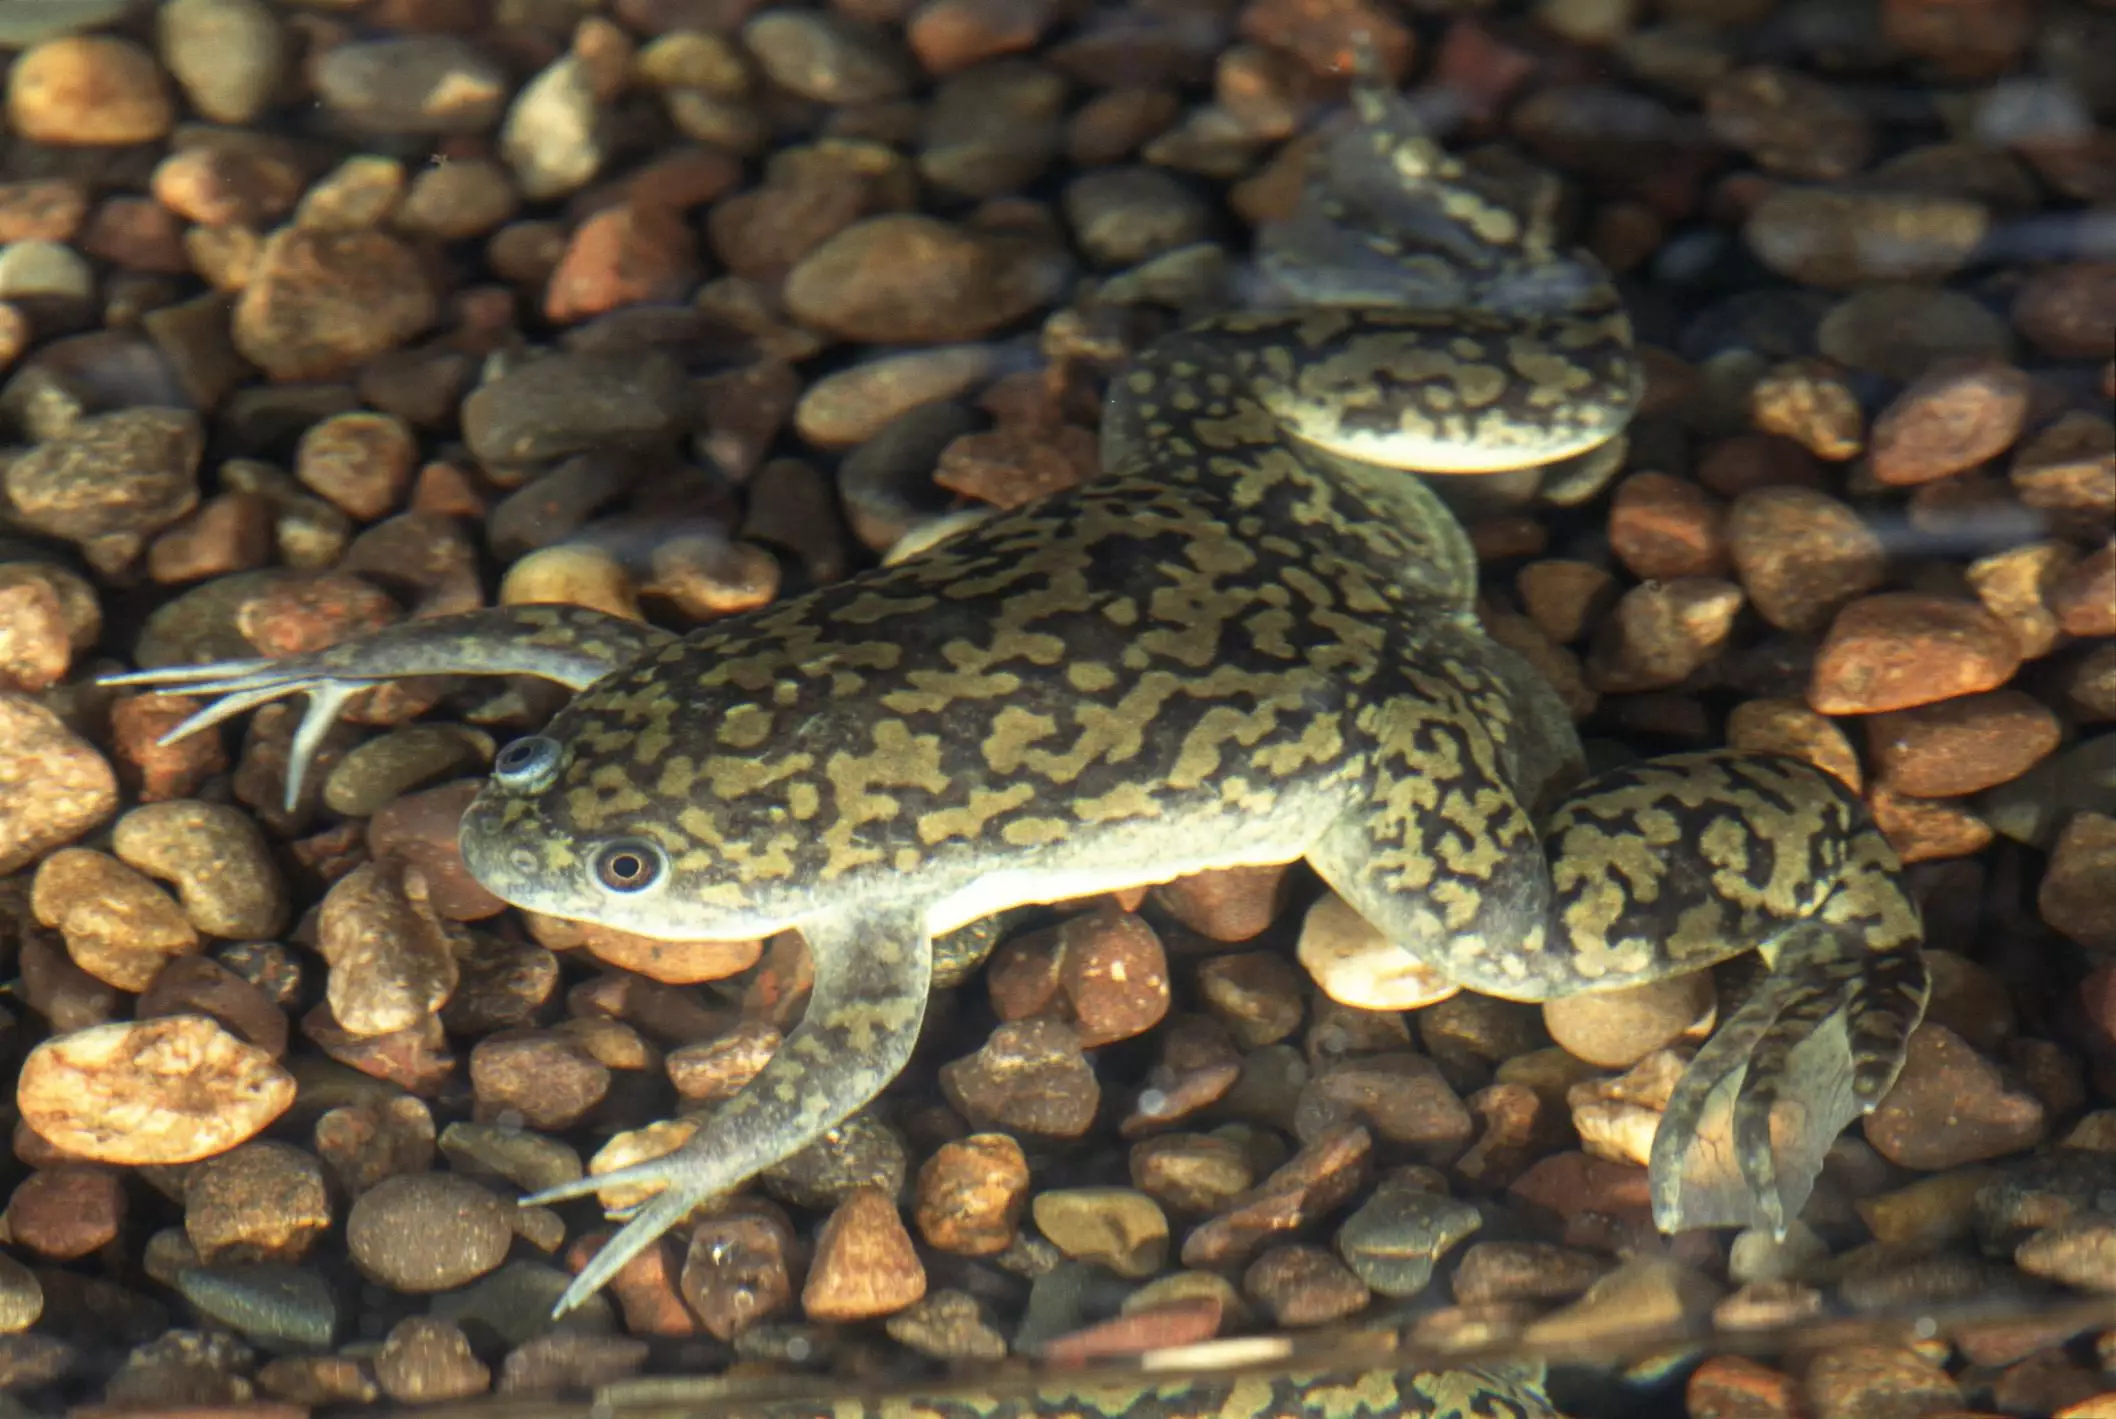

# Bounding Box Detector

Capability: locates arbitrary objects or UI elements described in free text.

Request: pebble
[1864,1024,2045,1170]
[795,346,995,449]
[317,857,460,1038]
[462,350,691,465]
[1032,1188,1168,1278]
[1866,688,2061,797]
[921,61,1066,197]
[316,1094,437,1196]
[546,204,700,325]
[6,35,174,146]
[743,10,912,104]
[471,1029,610,1132]
[1188,950,1298,1048]
[502,55,605,203]
[1129,1129,1258,1222]
[1744,187,1989,288]
[30,846,196,991]
[1869,356,2030,486]
[313,37,509,135]
[374,1316,490,1404]
[802,1187,926,1322]
[346,1173,513,1293]
[783,214,1062,344]
[1705,65,1872,180]
[494,1333,645,1396]
[912,1132,1029,1256]
[1726,697,1863,790]
[157,0,283,125]
[1180,1124,1369,1269]
[1452,1240,1611,1305]
[1297,889,1459,1010]
[138,955,289,1060]
[1606,471,1728,581]
[1587,576,1744,692]
[1335,1176,1481,1298]
[171,1262,335,1354]
[2012,410,2116,525]
[1297,1053,1473,1163]
[2042,814,2116,950]
[232,230,437,382]
[1748,356,1863,460]
[1523,1255,1723,1349]
[940,1019,1099,1136]
[1243,1244,1370,1328]
[680,1202,796,1341]
[762,1111,909,1210]
[1817,283,2014,383]
[1810,592,2024,715]
[885,1289,1009,1362]
[294,412,417,523]
[3,407,202,563]
[112,800,288,940]
[17,1015,294,1165]
[3,1165,124,1260]
[1544,973,1713,1070]
[181,1140,329,1265]
[1803,1343,1961,1419]
[2013,260,2116,360]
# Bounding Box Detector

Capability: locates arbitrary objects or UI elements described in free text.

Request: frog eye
[494,735,562,791]
[594,839,665,894]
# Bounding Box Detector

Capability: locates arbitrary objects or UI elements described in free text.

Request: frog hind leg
[523,904,935,1317]
[100,605,680,806]
[1539,750,1927,1236]
[1302,675,1565,1002]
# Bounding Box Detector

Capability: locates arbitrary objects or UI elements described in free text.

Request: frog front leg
[100,605,680,807]
[522,903,934,1318]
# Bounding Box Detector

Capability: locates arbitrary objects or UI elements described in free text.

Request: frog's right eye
[594,839,665,894]
[494,735,562,792]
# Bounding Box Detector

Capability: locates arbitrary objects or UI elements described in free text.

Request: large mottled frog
[108,67,1926,1348]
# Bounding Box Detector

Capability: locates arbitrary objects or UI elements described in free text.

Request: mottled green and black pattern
[106,57,1927,1393]
[722,1362,1559,1419]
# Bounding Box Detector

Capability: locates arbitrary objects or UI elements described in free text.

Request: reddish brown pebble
[1606,472,1729,580]
[1196,950,1305,1047]
[545,203,700,324]
[1040,1296,1222,1365]
[1726,486,1886,633]
[1869,357,2030,486]
[665,1021,779,1104]
[1686,1354,1801,1419]
[295,412,418,523]
[1869,786,1995,864]
[802,1187,926,1322]
[562,1230,695,1338]
[1810,592,2022,714]
[1866,688,2061,797]
[575,923,763,985]
[2041,814,2116,951]
[1865,1024,2045,1170]
[3,1166,123,1260]
[2050,544,2115,638]
[469,1029,609,1131]
[1515,560,1616,644]
[939,1019,1100,1136]
[914,1133,1030,1256]
[677,1202,796,1340]
[1153,863,1289,943]
[1243,1244,1371,1327]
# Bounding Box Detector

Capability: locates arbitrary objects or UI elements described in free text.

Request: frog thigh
[1302,691,1562,1001]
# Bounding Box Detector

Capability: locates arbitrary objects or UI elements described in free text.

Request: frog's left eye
[494,735,562,792]
[594,839,665,893]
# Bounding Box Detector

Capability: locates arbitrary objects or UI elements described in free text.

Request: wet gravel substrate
[0,0,2112,1416]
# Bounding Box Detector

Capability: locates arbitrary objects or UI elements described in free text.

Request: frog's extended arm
[521,903,934,1318]
[99,605,680,809]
